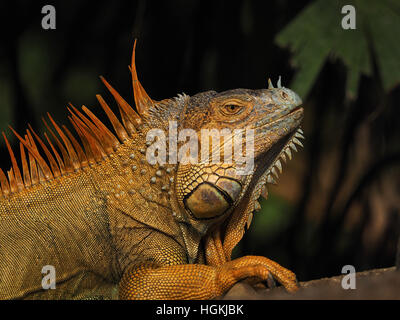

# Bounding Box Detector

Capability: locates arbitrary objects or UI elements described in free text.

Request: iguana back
[0,167,118,299]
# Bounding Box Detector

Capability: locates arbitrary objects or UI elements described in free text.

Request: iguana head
[169,85,303,212]
[134,46,304,259]
[161,81,303,259]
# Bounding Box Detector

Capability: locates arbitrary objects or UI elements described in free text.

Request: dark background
[0,0,399,282]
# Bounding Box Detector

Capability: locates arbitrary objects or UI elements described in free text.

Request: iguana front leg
[119,256,298,299]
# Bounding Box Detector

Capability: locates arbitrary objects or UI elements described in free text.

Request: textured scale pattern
[120,256,298,299]
[0,40,304,299]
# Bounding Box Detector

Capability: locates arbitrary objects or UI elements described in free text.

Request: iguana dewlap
[0,40,304,299]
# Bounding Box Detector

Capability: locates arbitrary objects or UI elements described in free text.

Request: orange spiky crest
[130,39,155,118]
[0,40,157,198]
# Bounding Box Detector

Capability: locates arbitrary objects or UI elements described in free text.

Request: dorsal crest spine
[0,39,150,197]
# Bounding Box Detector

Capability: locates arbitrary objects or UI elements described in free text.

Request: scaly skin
[0,42,304,299]
[120,256,298,299]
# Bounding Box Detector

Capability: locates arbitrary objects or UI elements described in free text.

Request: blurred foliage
[276,0,400,99]
[251,194,294,243]
[0,78,12,134]
[18,31,57,117]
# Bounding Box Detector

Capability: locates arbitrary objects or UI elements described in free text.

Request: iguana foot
[119,255,298,299]
[216,255,299,294]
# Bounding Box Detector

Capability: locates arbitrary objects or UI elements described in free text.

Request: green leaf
[362,0,400,91]
[275,0,341,98]
[275,0,400,99]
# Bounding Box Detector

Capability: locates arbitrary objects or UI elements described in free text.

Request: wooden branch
[222,267,400,299]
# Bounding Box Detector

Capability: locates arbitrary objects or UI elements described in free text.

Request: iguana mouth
[247,107,304,226]
[290,105,303,114]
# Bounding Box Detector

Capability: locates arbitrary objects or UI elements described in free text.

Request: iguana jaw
[249,107,304,216]
[222,106,304,260]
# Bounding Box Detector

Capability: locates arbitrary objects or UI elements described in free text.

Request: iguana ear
[130,39,155,118]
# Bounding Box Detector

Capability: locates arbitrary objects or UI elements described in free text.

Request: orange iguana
[0,40,304,299]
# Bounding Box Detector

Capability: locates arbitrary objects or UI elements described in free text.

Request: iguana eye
[221,104,244,115]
